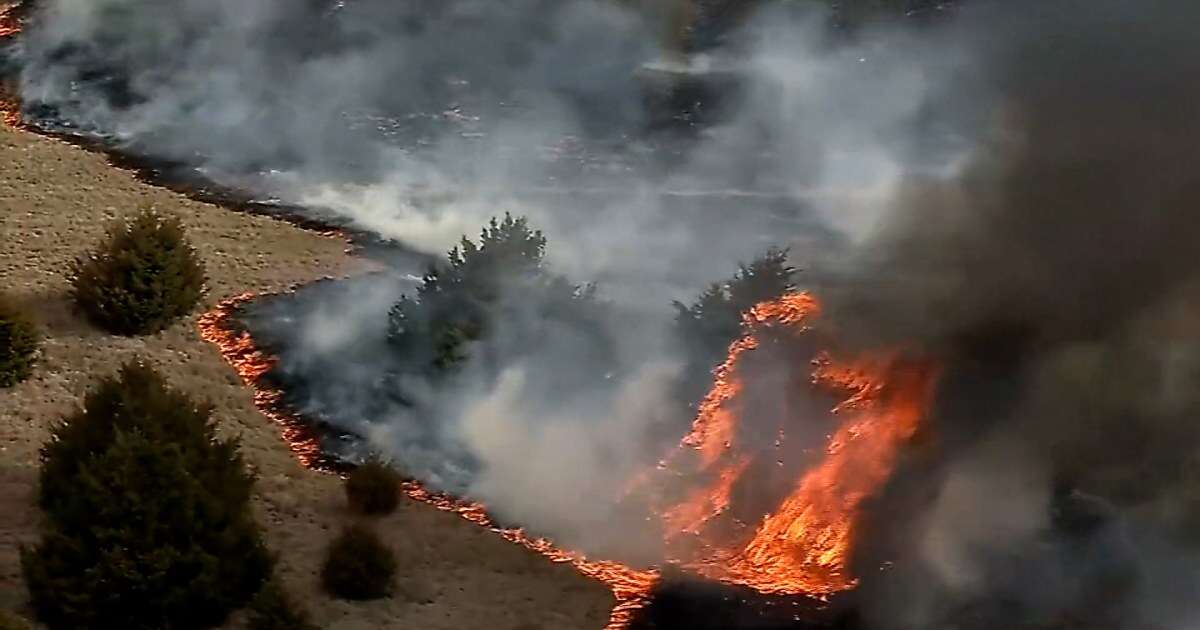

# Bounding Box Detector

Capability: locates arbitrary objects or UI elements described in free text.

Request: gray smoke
[16,0,962,546]
[22,0,1200,624]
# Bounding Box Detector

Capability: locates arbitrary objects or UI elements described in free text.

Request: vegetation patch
[345,457,402,516]
[69,207,206,336]
[321,523,398,601]
[0,293,38,387]
[246,580,319,630]
[21,361,271,629]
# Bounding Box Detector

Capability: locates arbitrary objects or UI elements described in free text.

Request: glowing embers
[644,292,939,597]
[0,97,18,128]
[197,293,328,469]
[198,289,937,629]
[0,1,22,129]
[0,2,20,38]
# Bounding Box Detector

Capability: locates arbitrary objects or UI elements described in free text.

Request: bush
[69,207,206,335]
[345,457,401,516]
[674,247,796,366]
[0,294,38,387]
[21,361,272,630]
[321,524,397,601]
[387,214,610,373]
[0,610,31,630]
[246,580,318,630]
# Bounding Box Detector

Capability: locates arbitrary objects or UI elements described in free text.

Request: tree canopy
[387,214,606,373]
[22,361,271,630]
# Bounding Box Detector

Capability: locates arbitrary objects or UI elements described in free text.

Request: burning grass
[197,293,661,629]
[199,289,939,629]
[0,2,21,39]
[1,3,24,129]
[634,293,940,598]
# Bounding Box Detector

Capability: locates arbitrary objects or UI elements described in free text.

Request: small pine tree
[321,524,397,601]
[69,207,206,335]
[22,361,272,630]
[387,214,582,371]
[674,247,797,366]
[345,457,401,516]
[246,580,318,630]
[0,293,38,387]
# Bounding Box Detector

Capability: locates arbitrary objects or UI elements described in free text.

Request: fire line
[197,293,660,629]
[199,289,937,628]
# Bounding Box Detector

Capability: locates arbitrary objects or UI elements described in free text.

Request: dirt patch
[0,123,613,628]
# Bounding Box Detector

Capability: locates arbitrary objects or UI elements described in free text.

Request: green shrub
[0,610,31,630]
[321,524,396,601]
[21,360,272,630]
[69,207,206,336]
[246,580,318,630]
[387,214,610,374]
[345,458,401,516]
[0,294,38,387]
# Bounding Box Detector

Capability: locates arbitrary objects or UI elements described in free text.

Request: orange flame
[645,292,939,597]
[198,293,329,469]
[0,3,20,39]
[199,289,936,627]
[0,97,19,128]
[2,3,30,128]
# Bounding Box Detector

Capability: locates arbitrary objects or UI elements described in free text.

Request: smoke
[821,2,1200,627]
[16,0,959,528]
[16,0,963,296]
[830,1,1200,349]
[23,0,1200,624]
[459,360,681,560]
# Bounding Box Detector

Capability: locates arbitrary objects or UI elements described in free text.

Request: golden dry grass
[0,123,612,628]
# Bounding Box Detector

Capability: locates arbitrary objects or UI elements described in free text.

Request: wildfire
[197,293,329,469]
[644,292,939,597]
[0,2,21,38]
[199,289,937,628]
[0,97,18,128]
[197,293,660,629]
[0,2,23,129]
[401,483,660,630]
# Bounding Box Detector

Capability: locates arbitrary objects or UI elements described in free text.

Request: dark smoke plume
[832,2,1200,628]
[17,0,1200,625]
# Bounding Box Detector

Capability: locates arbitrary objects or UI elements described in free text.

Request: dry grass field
[0,122,613,628]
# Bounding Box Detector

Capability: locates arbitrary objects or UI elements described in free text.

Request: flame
[400,483,660,630]
[0,97,19,128]
[0,2,20,38]
[199,289,936,628]
[0,1,23,129]
[197,294,660,628]
[197,294,329,469]
[644,292,939,597]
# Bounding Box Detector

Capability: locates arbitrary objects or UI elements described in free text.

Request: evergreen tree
[246,581,319,630]
[21,361,271,630]
[673,247,797,369]
[344,457,402,516]
[70,207,207,336]
[321,524,397,601]
[0,293,38,387]
[387,214,600,372]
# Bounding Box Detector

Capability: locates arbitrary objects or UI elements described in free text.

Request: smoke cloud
[826,2,1200,627]
[20,0,1200,625]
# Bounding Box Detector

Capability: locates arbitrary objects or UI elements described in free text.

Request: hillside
[0,122,613,628]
